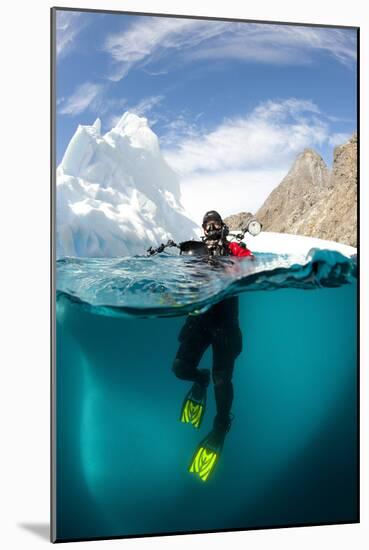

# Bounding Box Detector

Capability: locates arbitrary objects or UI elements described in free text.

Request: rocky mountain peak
[301,147,323,158]
[254,133,357,247]
[285,148,329,189]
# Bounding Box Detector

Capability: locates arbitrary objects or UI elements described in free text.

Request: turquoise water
[55,250,357,541]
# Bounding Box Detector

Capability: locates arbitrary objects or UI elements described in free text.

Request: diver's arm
[147,239,178,256]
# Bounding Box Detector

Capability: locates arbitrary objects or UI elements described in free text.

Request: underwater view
[55,248,358,541]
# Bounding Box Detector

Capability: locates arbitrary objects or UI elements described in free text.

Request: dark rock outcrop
[224,211,254,231]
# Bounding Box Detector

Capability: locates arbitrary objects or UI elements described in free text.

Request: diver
[172,210,253,482]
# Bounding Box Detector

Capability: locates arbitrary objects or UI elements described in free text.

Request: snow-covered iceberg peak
[91,117,101,134]
[110,112,159,154]
[57,112,198,258]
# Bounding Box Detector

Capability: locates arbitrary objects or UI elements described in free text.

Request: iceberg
[56,112,199,257]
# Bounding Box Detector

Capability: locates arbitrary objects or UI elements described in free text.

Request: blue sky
[55,9,357,222]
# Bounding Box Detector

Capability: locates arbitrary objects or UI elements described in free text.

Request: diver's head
[202,210,228,241]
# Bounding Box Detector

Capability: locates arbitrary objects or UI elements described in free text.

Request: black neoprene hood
[202,210,223,227]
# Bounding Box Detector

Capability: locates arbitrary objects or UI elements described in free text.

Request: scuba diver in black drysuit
[172,210,253,481]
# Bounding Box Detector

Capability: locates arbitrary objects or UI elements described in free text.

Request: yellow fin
[189,446,218,482]
[181,399,203,428]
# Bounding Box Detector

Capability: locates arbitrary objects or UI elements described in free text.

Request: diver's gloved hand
[147,239,178,256]
[147,244,165,255]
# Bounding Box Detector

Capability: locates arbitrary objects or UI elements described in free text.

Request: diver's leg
[211,325,243,427]
[188,328,242,481]
[174,317,212,428]
[172,317,211,387]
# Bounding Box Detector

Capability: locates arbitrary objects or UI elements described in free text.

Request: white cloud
[328,132,351,147]
[58,82,164,124]
[58,82,104,116]
[103,18,357,81]
[129,95,165,116]
[163,99,328,175]
[159,113,201,147]
[180,169,288,225]
[162,98,345,221]
[56,11,87,59]
[96,96,128,116]
[104,17,227,81]
[102,95,164,131]
[189,24,357,68]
